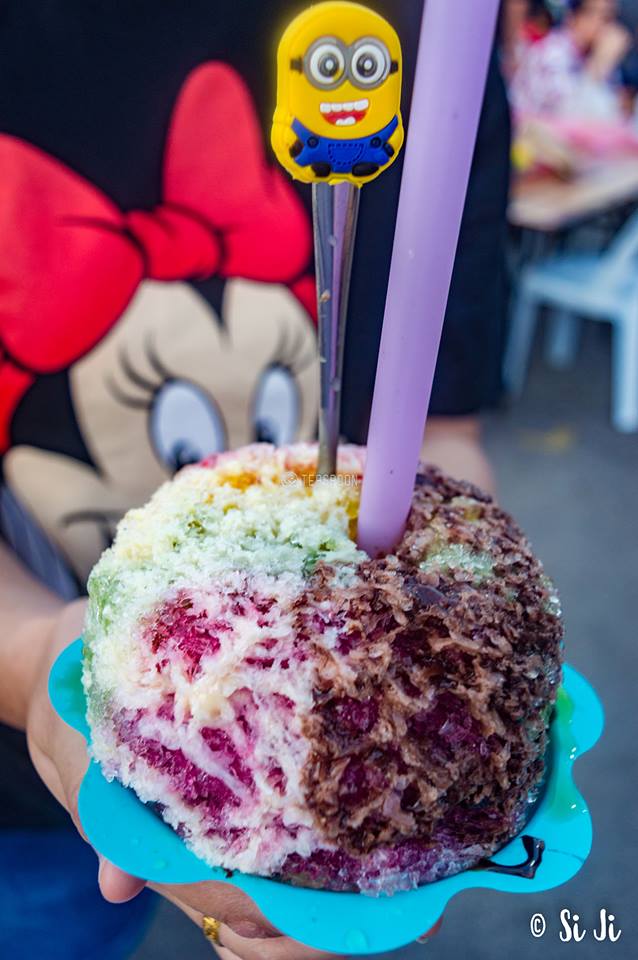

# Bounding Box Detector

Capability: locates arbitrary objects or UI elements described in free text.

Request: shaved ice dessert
[83,444,562,895]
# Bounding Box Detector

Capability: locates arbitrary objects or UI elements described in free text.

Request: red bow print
[0,62,314,452]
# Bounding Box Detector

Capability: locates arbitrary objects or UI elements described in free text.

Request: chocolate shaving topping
[296,465,563,867]
[405,578,446,608]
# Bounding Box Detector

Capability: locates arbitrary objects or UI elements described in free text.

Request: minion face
[272,1,404,185]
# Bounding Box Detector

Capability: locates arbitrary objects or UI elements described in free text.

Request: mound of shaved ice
[84,444,562,894]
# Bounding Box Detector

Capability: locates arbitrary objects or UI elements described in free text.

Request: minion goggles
[292,36,399,91]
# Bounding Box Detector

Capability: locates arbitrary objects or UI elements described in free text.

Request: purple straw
[357,0,501,557]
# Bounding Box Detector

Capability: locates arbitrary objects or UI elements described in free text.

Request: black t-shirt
[0,0,510,828]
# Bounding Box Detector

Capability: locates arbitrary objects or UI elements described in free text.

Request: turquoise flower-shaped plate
[50,639,603,955]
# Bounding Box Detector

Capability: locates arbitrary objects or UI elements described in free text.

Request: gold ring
[202,916,222,945]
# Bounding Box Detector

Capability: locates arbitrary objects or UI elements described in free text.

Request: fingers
[156,884,338,960]
[153,880,279,936]
[214,947,242,960]
[98,857,147,903]
[152,885,203,926]
[36,714,146,904]
[216,926,336,960]
[49,723,89,830]
[26,600,145,905]
[416,916,444,943]
[26,673,90,835]
[26,600,90,827]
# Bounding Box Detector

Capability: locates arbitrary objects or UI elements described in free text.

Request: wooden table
[509,156,638,233]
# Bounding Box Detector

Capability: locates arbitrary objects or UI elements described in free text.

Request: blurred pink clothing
[511,28,621,120]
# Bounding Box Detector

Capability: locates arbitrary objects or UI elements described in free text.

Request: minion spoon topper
[272,1,404,475]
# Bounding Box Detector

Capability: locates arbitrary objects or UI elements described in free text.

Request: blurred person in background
[524,0,556,42]
[511,0,632,119]
[0,2,509,958]
[502,0,555,79]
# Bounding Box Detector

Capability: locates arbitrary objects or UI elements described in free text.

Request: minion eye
[305,38,346,88]
[350,39,390,88]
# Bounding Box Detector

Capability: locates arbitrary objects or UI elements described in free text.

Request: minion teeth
[320,99,370,124]
[319,99,369,113]
[83,443,563,895]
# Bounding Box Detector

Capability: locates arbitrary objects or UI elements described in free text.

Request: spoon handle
[313,180,360,476]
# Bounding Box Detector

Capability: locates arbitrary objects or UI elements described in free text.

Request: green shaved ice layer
[420,543,495,582]
[85,681,114,723]
[85,467,365,635]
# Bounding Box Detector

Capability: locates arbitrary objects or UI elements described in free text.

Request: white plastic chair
[504,210,638,432]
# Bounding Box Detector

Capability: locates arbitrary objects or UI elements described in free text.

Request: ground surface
[133,326,636,960]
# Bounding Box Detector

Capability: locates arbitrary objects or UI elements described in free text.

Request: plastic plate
[49,639,603,955]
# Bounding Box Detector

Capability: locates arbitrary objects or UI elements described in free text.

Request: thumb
[26,601,146,904]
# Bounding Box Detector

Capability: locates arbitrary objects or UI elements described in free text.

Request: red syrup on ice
[407,691,490,761]
[324,696,378,736]
[115,715,241,824]
[266,763,287,794]
[338,758,388,809]
[201,727,255,789]
[148,595,227,677]
[279,837,469,891]
[146,588,291,681]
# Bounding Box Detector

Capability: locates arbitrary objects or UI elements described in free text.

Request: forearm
[0,540,65,730]
[585,26,632,85]
[585,56,615,84]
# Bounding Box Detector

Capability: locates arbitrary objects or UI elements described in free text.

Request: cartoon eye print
[349,38,390,88]
[4,280,319,583]
[150,379,226,472]
[305,37,347,88]
[252,364,300,446]
[103,336,227,473]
